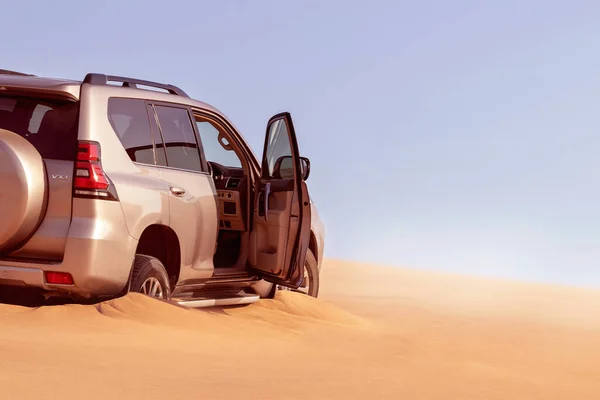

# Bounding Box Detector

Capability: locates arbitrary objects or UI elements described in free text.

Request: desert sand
[1,259,599,399]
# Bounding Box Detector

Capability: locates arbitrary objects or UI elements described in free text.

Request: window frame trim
[190,107,260,179]
[193,113,247,170]
[146,100,209,174]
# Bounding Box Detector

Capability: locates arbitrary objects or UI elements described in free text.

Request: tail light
[73,141,118,200]
[45,271,74,285]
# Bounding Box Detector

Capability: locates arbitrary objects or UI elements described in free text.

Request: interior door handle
[264,182,271,222]
[169,187,186,197]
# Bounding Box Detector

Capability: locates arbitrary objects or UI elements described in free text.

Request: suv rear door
[248,112,311,289]
[0,91,78,261]
[147,102,219,283]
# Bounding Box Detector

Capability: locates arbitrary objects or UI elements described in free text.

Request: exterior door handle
[169,187,186,197]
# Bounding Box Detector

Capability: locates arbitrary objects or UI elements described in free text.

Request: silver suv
[0,70,325,307]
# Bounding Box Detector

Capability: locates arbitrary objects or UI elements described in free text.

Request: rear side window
[0,96,79,160]
[153,105,203,172]
[107,98,155,164]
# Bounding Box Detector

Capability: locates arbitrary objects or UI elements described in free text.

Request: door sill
[174,292,260,308]
[212,265,249,277]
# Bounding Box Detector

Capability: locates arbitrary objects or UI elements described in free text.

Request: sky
[2,0,600,286]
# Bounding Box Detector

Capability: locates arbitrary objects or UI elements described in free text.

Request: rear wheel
[129,255,171,300]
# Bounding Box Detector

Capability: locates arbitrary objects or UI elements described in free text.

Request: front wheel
[277,249,320,298]
[129,255,171,300]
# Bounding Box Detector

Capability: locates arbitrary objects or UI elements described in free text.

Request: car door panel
[249,184,294,275]
[248,112,311,288]
[158,168,218,282]
[147,103,218,283]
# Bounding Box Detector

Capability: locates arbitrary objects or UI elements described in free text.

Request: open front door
[248,112,311,288]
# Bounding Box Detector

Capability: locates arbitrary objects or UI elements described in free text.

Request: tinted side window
[108,98,155,164]
[147,106,167,167]
[265,118,292,178]
[154,105,202,172]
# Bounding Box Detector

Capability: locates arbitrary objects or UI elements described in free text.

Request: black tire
[303,249,320,298]
[129,255,171,300]
[270,249,320,298]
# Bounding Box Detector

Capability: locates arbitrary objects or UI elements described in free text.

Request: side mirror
[273,156,311,181]
[300,157,311,180]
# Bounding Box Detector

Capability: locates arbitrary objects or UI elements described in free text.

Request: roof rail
[83,73,189,97]
[0,69,36,76]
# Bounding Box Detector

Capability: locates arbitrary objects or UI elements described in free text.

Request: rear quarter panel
[77,84,170,239]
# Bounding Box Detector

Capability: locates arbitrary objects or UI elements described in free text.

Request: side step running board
[174,293,260,309]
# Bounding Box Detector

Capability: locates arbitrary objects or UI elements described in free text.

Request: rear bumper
[0,199,137,298]
[0,265,45,287]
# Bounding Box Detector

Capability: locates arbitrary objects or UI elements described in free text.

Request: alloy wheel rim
[140,277,164,298]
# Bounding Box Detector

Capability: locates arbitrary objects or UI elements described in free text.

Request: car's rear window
[0,95,79,160]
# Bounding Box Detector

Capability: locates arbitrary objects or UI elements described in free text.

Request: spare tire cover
[0,129,48,253]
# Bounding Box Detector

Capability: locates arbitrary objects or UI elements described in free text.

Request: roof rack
[0,69,36,76]
[83,73,189,97]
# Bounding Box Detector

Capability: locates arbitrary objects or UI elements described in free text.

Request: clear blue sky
[3,0,600,286]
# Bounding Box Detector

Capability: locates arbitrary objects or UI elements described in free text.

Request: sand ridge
[0,259,599,399]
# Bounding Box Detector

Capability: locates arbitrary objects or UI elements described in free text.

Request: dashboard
[209,162,248,232]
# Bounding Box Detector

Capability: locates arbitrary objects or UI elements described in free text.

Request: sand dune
[1,260,599,399]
